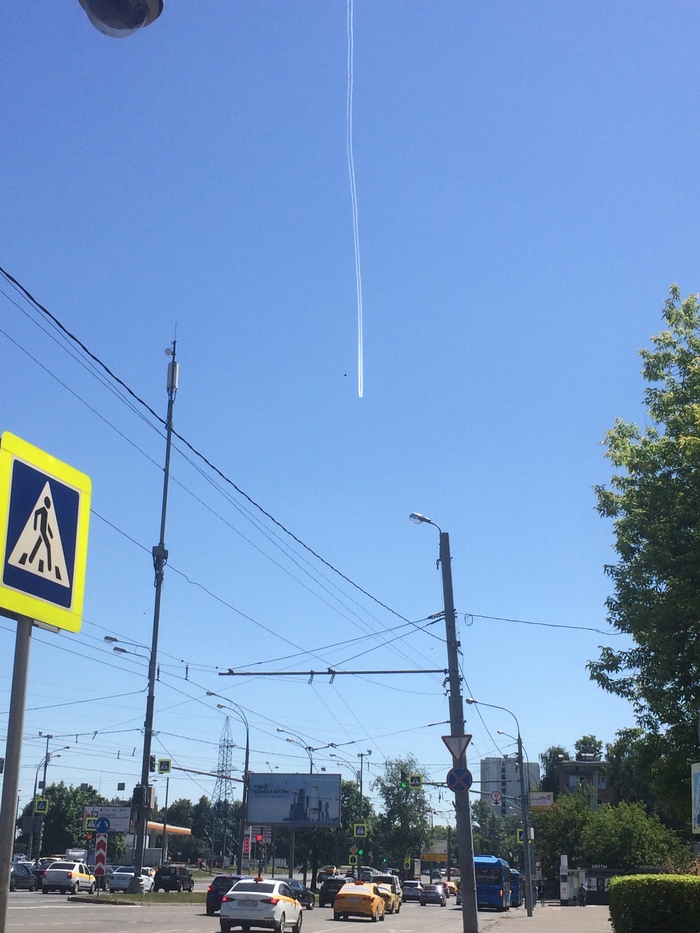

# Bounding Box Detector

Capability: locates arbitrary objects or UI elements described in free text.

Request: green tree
[471,799,518,863]
[539,746,569,795]
[591,286,700,823]
[16,781,118,859]
[580,802,689,869]
[531,791,592,878]
[372,757,431,868]
[591,286,700,733]
[574,735,603,761]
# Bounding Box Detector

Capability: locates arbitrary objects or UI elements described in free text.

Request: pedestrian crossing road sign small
[0,433,91,633]
[353,823,367,837]
[158,758,172,774]
[35,798,48,814]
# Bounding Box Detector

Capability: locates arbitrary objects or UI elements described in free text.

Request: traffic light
[149,755,156,772]
[358,848,364,856]
[256,834,263,844]
[400,770,408,788]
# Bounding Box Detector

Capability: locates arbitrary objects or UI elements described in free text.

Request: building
[480,757,540,817]
[558,758,614,809]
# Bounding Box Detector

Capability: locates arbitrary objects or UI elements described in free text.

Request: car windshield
[115,868,135,874]
[233,882,275,894]
[48,863,75,870]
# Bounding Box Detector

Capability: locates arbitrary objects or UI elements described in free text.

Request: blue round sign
[95,816,111,834]
[446,767,473,793]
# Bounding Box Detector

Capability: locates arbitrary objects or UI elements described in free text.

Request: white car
[42,861,95,895]
[220,878,303,933]
[108,867,155,892]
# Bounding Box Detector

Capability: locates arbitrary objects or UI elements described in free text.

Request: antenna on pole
[131,341,179,891]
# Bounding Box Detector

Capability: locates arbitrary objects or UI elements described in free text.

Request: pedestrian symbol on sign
[8,482,70,585]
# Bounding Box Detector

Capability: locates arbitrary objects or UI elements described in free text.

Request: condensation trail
[346,0,364,398]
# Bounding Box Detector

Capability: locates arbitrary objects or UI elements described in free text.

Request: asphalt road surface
[6,893,507,933]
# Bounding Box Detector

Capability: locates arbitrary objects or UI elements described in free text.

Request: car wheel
[274,911,285,933]
[89,883,95,894]
[220,922,233,933]
[71,883,78,895]
[176,882,182,892]
[42,887,48,894]
[371,909,378,922]
[293,909,303,933]
[380,909,385,921]
[9,881,15,893]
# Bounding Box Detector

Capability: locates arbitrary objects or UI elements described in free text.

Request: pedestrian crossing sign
[0,433,91,633]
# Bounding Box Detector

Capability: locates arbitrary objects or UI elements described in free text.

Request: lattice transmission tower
[211,717,235,865]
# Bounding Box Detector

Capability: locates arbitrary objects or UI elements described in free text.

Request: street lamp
[29,738,70,860]
[466,698,534,917]
[410,512,479,933]
[276,729,314,773]
[216,703,250,874]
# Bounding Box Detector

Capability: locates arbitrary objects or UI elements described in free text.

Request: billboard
[530,791,555,811]
[246,773,342,827]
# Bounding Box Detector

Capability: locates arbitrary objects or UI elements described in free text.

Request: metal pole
[0,616,33,933]
[358,757,364,877]
[438,530,479,933]
[27,760,42,861]
[35,735,52,860]
[131,343,178,890]
[238,722,250,874]
[517,734,534,916]
[161,776,170,865]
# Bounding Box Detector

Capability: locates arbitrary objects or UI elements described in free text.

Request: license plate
[239,900,257,907]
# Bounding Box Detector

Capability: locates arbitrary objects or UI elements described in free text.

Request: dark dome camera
[78,0,163,38]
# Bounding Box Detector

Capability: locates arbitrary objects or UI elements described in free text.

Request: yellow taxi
[444,879,458,897]
[333,880,386,922]
[376,883,401,914]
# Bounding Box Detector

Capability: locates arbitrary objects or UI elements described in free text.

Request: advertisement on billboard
[246,773,342,827]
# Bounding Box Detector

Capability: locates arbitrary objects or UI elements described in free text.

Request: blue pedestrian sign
[0,433,91,633]
[446,766,473,793]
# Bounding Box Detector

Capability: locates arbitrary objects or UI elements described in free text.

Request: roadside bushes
[609,874,700,933]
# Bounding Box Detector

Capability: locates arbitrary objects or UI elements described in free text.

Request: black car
[319,876,347,907]
[153,865,194,892]
[288,878,315,909]
[206,874,253,915]
[31,858,57,888]
[10,863,37,891]
[420,883,447,906]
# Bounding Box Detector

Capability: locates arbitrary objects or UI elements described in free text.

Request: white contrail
[346,0,364,398]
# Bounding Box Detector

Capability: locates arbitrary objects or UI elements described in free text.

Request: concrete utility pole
[410,514,479,933]
[130,343,178,891]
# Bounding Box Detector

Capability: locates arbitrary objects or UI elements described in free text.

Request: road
[6,893,507,933]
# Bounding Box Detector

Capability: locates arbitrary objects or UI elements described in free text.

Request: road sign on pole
[441,734,472,762]
[94,833,108,877]
[353,823,367,838]
[446,767,473,793]
[0,433,91,633]
[157,758,172,774]
[34,798,48,814]
[409,774,422,789]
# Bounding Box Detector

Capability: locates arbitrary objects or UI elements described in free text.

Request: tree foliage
[575,735,603,761]
[372,757,431,867]
[471,799,519,864]
[539,746,570,794]
[591,287,700,740]
[580,802,688,870]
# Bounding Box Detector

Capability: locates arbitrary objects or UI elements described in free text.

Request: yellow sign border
[0,432,91,633]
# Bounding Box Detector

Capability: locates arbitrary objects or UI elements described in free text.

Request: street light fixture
[410,511,479,933]
[276,729,314,773]
[466,698,534,917]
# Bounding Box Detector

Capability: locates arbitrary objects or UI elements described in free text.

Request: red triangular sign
[442,734,472,761]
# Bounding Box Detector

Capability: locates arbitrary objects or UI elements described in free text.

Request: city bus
[473,856,511,911]
[509,869,521,907]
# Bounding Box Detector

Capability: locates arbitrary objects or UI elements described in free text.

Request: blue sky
[2,1,699,826]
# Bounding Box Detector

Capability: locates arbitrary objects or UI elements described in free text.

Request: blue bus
[474,856,510,911]
[509,869,521,907]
